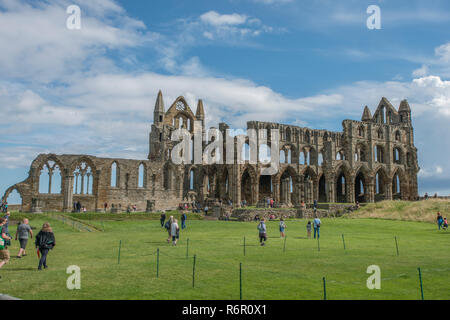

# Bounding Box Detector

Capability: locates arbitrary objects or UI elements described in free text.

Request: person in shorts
[257,218,267,246]
[15,218,33,258]
[279,218,286,238]
[306,221,312,239]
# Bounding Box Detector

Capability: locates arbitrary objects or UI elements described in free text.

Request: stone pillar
[347,182,355,203]
[367,182,375,203]
[48,170,53,194]
[385,182,393,200]
[328,180,335,204]
[63,173,74,212]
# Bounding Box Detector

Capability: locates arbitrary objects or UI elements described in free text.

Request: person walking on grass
[181,212,187,230]
[279,218,287,238]
[160,211,166,228]
[15,218,33,258]
[437,212,444,230]
[0,218,11,277]
[306,221,312,239]
[257,218,267,246]
[171,219,180,246]
[313,217,321,239]
[165,216,173,243]
[443,217,448,230]
[35,223,56,270]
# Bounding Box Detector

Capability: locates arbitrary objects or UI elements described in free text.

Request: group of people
[159,211,188,246]
[256,216,322,246]
[265,197,275,208]
[0,212,56,276]
[73,201,86,213]
[437,212,448,230]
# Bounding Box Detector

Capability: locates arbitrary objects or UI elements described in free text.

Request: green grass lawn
[1,215,449,300]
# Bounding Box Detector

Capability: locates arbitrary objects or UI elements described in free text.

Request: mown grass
[347,199,450,223]
[1,212,449,300]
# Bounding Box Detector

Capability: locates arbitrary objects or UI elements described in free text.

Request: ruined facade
[3,92,419,212]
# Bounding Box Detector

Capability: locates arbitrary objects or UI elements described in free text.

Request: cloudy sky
[1,0,450,202]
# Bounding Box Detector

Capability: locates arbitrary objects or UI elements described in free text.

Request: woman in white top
[170,219,179,246]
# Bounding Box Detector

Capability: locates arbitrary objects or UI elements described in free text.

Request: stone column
[385,182,393,200]
[63,173,74,212]
[48,169,53,194]
[347,182,355,203]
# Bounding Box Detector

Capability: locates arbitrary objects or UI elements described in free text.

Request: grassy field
[1,211,449,300]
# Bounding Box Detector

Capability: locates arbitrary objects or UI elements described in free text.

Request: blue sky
[1,0,450,203]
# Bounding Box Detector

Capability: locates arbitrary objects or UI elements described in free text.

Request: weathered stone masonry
[3,92,419,212]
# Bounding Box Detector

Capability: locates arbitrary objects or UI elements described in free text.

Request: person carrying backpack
[35,223,56,270]
[160,211,166,228]
[257,218,267,246]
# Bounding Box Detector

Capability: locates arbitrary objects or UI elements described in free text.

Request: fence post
[244,236,246,256]
[317,237,320,252]
[395,236,399,256]
[240,262,243,300]
[192,254,196,288]
[283,236,287,253]
[418,267,424,300]
[156,248,160,278]
[323,277,327,300]
[342,234,346,251]
[118,240,122,264]
[186,238,189,259]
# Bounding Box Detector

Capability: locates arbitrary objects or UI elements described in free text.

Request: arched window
[395,131,401,141]
[138,163,145,188]
[39,160,62,194]
[111,162,118,187]
[73,162,93,195]
[189,170,195,190]
[287,149,292,164]
[259,144,271,163]
[242,143,250,161]
[377,128,384,139]
[318,152,324,166]
[358,126,365,137]
[280,150,286,164]
[299,151,305,165]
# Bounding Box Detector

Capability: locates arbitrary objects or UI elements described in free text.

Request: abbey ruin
[3,92,419,213]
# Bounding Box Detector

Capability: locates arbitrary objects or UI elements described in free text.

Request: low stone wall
[232,204,356,221]
[232,208,299,221]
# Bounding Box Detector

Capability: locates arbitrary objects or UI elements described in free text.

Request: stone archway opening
[354,171,367,203]
[318,175,327,203]
[392,172,402,200]
[241,170,253,205]
[279,169,295,206]
[336,172,347,203]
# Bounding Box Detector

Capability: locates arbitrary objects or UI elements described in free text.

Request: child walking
[279,218,286,238]
[306,221,312,239]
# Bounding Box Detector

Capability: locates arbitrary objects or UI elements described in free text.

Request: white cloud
[200,11,248,26]
[412,65,429,77]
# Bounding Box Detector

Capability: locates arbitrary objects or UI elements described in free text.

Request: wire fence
[107,235,448,300]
